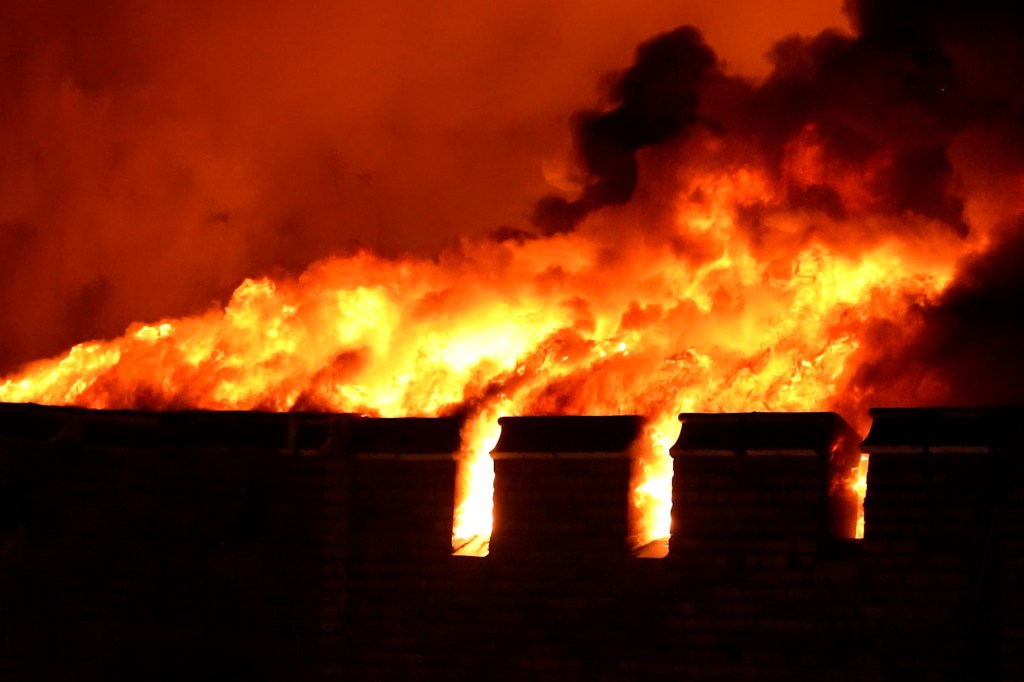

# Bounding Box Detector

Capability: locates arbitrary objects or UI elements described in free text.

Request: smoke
[0,0,846,374]
[788,0,1024,405]
[532,0,1022,244]
[849,217,1024,409]
[531,26,719,234]
[524,0,1024,407]
[6,0,1023,410]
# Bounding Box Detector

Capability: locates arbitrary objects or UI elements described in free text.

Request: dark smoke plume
[849,216,1024,409]
[532,26,719,234]
[535,0,994,238]
[4,0,1024,415]
[838,0,1024,405]
[2,1,843,374]
[536,0,1024,405]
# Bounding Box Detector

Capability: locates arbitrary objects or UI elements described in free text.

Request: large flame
[0,132,965,548]
[6,0,1024,552]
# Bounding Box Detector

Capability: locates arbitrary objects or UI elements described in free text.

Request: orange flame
[452,407,504,555]
[0,153,965,549]
[630,414,679,555]
[852,453,871,539]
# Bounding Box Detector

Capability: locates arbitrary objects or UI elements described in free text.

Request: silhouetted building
[0,403,1019,680]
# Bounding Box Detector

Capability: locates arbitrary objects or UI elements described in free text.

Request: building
[0,403,1020,680]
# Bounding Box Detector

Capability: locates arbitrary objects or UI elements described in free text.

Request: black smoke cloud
[532,26,719,234]
[540,0,1016,238]
[848,217,1024,409]
[830,0,1024,404]
[535,0,1024,404]
[923,222,1024,404]
[5,0,1024,412]
[0,0,848,374]
[751,27,968,234]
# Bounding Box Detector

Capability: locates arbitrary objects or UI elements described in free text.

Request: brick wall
[0,405,347,681]
[859,408,1016,681]
[0,403,1020,680]
[345,417,460,680]
[666,413,862,680]
[998,414,1024,682]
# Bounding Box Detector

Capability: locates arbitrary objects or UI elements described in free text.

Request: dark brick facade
[0,403,1020,680]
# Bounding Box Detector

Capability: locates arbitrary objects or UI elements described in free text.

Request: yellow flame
[631,413,679,552]
[853,453,870,539]
[0,160,968,552]
[452,407,504,555]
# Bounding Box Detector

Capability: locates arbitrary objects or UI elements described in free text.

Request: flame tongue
[4,1,1024,555]
[0,158,961,548]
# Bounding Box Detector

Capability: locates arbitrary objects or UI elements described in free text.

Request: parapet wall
[0,403,1020,681]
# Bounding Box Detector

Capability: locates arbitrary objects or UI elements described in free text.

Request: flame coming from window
[0,140,965,548]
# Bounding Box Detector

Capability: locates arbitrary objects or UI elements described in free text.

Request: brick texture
[0,404,1020,681]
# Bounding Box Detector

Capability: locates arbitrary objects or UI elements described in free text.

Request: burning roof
[1,0,1023,552]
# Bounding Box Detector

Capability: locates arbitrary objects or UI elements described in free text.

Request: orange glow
[852,453,871,539]
[453,407,504,555]
[0,0,848,378]
[0,147,964,549]
[6,0,1024,559]
[631,414,679,554]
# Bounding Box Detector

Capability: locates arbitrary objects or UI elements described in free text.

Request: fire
[0,149,960,550]
[630,414,680,556]
[452,406,504,555]
[852,453,871,539]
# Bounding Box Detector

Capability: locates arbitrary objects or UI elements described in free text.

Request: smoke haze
[532,0,1024,408]
[3,0,1023,412]
[0,0,846,373]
